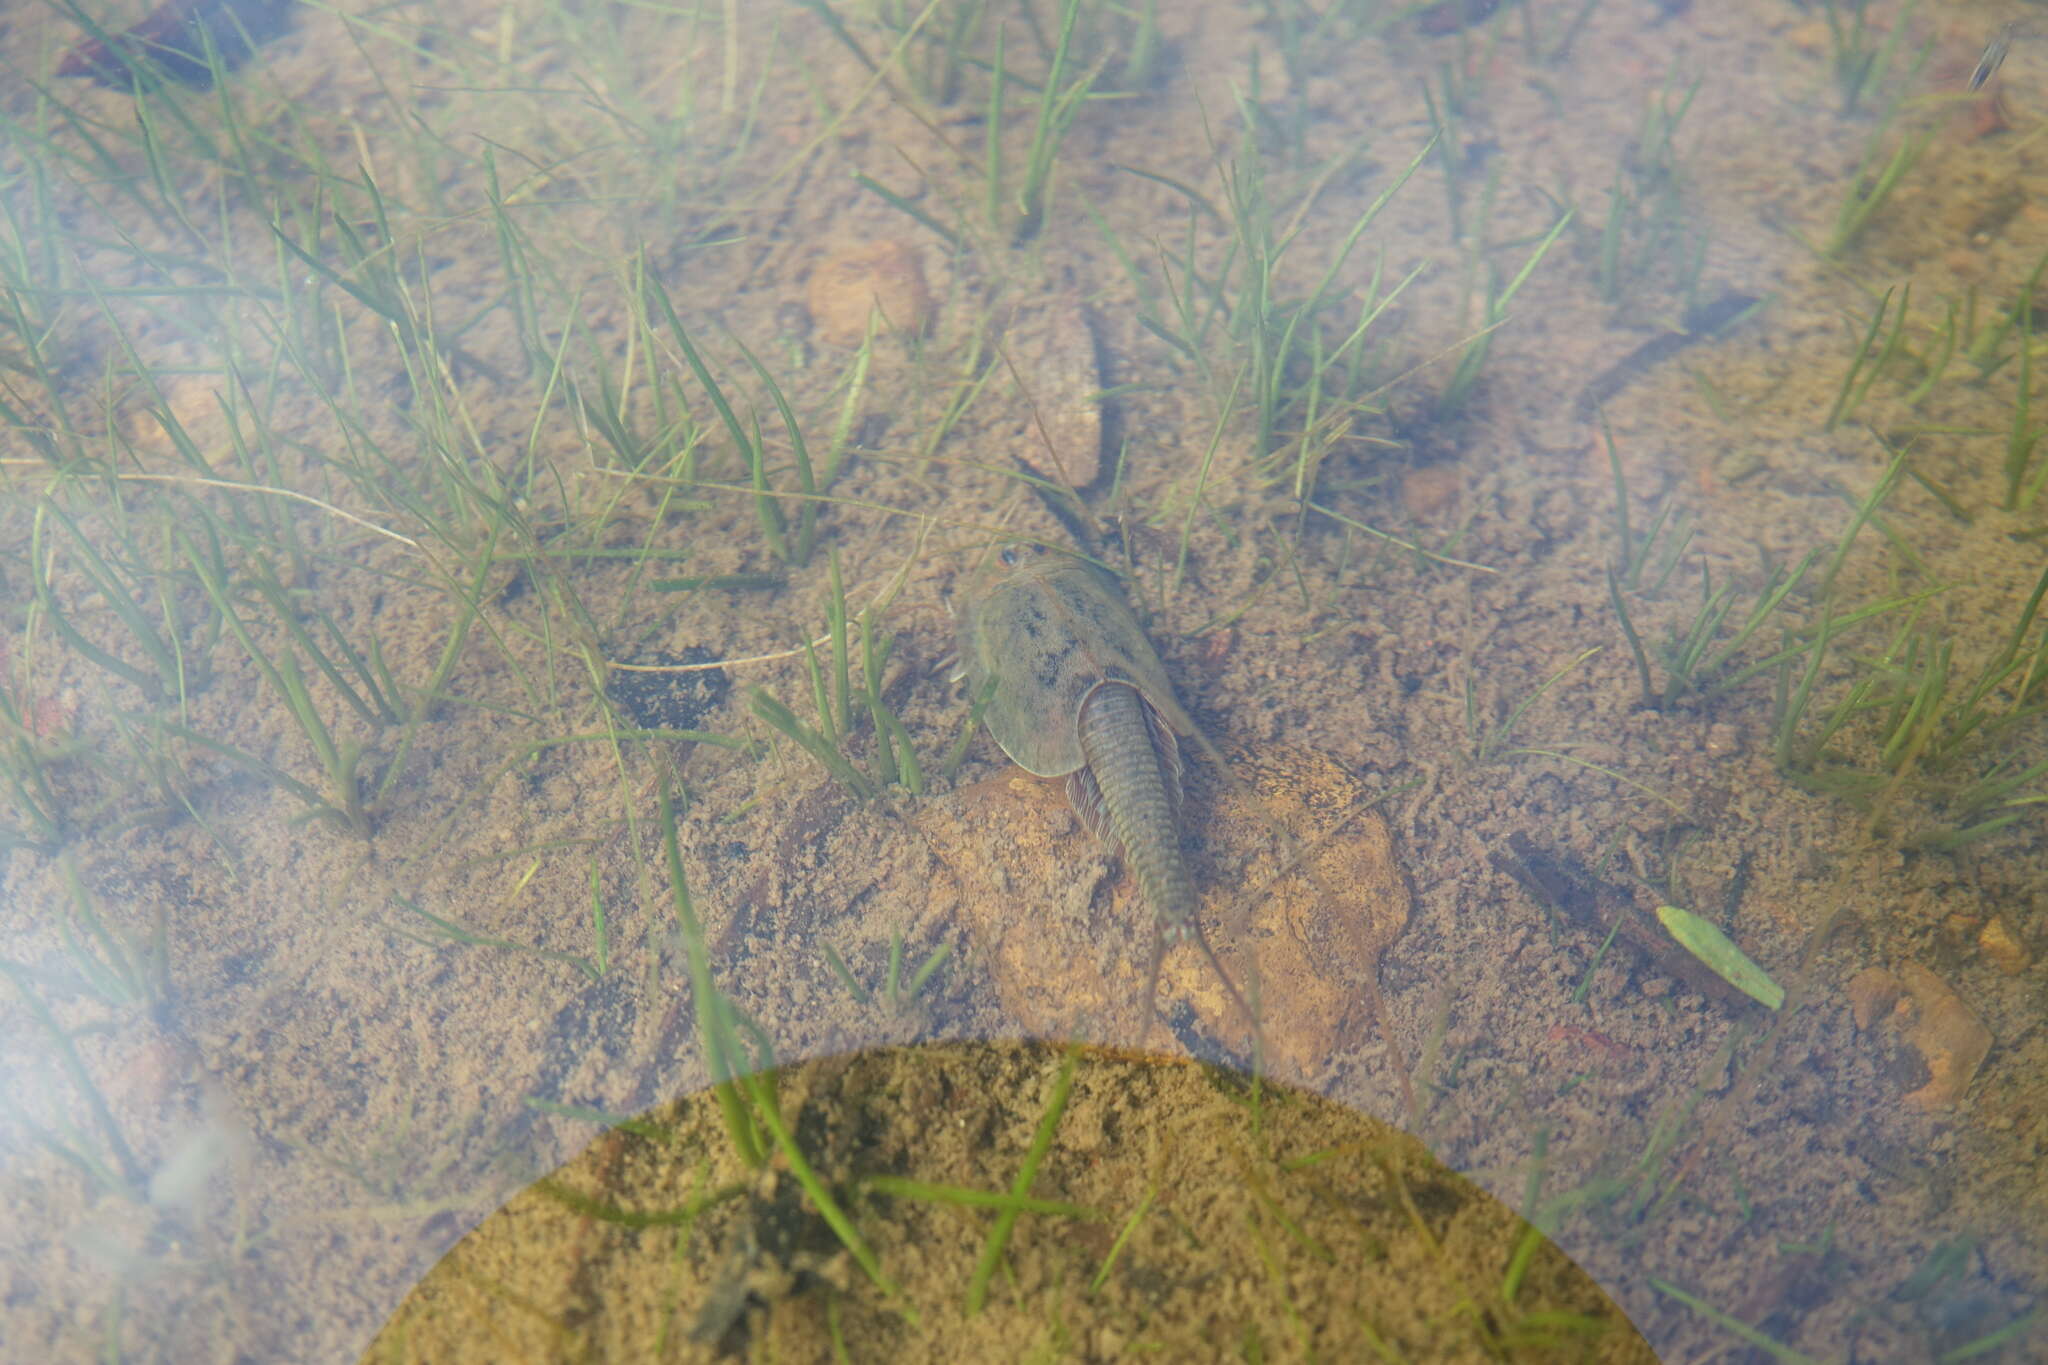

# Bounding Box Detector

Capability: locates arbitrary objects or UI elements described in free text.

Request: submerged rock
[922,743,1411,1081]
[805,240,931,348]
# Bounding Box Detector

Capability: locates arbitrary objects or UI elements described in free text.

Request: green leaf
[1655,906,1784,1010]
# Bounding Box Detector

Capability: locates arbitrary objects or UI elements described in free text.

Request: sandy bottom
[0,0,2044,1361]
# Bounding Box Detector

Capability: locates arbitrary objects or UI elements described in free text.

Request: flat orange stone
[919,745,1411,1082]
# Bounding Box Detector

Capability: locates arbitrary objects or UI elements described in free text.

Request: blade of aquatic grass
[372,551,487,803]
[882,708,924,794]
[1172,360,1247,592]
[31,502,188,703]
[1824,285,1902,431]
[820,321,874,491]
[826,549,854,737]
[822,942,872,1003]
[646,279,806,563]
[1941,562,2048,749]
[1009,0,1099,242]
[1937,1307,2045,1363]
[1500,1220,1546,1305]
[852,170,964,251]
[859,615,898,788]
[0,688,66,852]
[984,18,1007,233]
[1305,501,1498,574]
[1828,0,1928,115]
[1473,648,1601,762]
[880,934,901,1005]
[100,707,238,870]
[735,1055,901,1304]
[1963,251,2048,379]
[390,895,604,982]
[750,687,877,799]
[1818,444,1906,595]
[968,1044,1080,1314]
[1714,586,1938,699]
[1673,550,1819,700]
[54,855,167,1010]
[641,268,735,449]
[728,328,822,563]
[803,640,839,747]
[1088,1183,1158,1295]
[0,959,145,1195]
[1439,206,1574,414]
[176,521,371,836]
[2002,297,2046,510]
[1648,1276,1825,1364]
[913,314,1002,466]
[902,941,947,997]
[531,1159,743,1229]
[941,674,998,779]
[1823,121,1933,259]
[242,556,402,726]
[864,1174,1094,1218]
[1774,602,1839,773]
[271,220,409,336]
[156,717,360,834]
[1607,566,1656,706]
[658,775,766,1169]
[480,147,546,377]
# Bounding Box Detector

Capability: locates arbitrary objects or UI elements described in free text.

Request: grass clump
[1116,125,1431,502]
[1593,66,1705,320]
[749,551,924,800]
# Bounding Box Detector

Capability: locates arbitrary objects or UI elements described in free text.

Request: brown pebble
[1196,627,1236,670]
[1895,962,1993,1109]
[805,240,931,347]
[922,744,1410,1081]
[1400,466,1460,521]
[1702,723,1741,759]
[1004,294,1104,487]
[1978,915,2032,974]
[1846,966,1903,1031]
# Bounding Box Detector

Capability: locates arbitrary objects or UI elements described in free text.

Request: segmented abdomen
[1071,681,1197,936]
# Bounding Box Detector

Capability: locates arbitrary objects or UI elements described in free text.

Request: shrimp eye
[998,546,1022,567]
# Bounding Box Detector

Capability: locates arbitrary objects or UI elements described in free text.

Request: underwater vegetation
[0,0,2040,1361]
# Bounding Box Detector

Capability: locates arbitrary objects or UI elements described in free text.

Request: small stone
[805,240,931,347]
[923,745,1411,1081]
[1978,915,2032,975]
[1712,448,1765,485]
[1196,628,1236,670]
[1846,966,1903,1031]
[1004,294,1105,487]
[1783,20,1828,57]
[1895,962,1993,1110]
[120,374,231,467]
[1400,466,1460,521]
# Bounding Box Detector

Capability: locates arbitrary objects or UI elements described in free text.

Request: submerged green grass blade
[969,1044,1080,1314]
[658,776,765,1170]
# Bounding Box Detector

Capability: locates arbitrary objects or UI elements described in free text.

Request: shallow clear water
[1,0,2044,1359]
